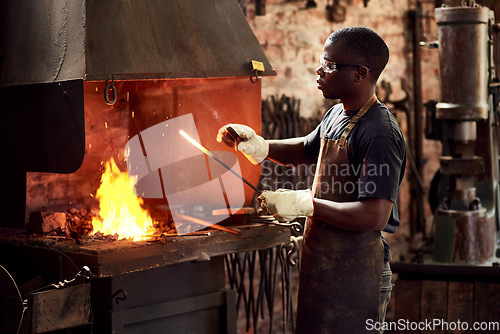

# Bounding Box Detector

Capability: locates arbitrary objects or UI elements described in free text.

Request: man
[218,26,405,333]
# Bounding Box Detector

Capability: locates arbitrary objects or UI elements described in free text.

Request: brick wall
[245,0,411,117]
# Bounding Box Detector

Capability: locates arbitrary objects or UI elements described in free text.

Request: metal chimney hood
[0,0,276,87]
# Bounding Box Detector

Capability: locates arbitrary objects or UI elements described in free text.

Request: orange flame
[91,158,155,241]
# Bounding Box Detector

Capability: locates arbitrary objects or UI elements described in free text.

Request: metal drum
[435,6,493,120]
[433,208,496,263]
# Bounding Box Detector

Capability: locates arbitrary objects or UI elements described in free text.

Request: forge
[0,1,295,333]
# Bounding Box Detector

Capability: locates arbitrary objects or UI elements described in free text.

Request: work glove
[258,189,314,222]
[217,124,269,165]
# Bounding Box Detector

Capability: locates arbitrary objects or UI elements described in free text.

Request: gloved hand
[258,189,314,222]
[217,124,269,165]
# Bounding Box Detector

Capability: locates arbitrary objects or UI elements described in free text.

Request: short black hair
[328,26,389,81]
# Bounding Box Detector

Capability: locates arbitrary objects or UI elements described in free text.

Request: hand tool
[221,126,242,149]
[179,130,262,194]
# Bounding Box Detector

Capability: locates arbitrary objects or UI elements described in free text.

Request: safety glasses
[319,54,371,73]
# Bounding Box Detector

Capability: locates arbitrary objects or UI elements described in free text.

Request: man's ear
[354,66,369,82]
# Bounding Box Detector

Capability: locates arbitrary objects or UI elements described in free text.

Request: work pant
[377,260,394,333]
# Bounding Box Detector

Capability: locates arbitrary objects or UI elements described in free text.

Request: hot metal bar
[179,130,262,194]
[176,213,239,235]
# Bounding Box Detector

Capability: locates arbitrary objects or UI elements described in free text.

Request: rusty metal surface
[439,156,485,175]
[433,209,497,264]
[0,0,275,87]
[435,6,493,121]
[90,257,236,333]
[0,0,86,87]
[0,224,291,278]
[28,283,91,333]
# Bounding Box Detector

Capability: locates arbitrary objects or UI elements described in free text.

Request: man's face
[316,40,357,100]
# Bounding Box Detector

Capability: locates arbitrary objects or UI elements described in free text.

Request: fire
[91,158,155,241]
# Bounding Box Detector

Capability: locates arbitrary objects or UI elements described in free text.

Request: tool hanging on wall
[325,0,346,22]
[255,0,266,15]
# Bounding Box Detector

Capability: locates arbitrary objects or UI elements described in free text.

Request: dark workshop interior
[1,0,500,333]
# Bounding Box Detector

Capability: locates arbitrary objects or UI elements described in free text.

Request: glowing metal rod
[179,130,261,194]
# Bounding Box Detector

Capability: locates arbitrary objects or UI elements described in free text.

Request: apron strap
[323,109,342,139]
[339,93,378,147]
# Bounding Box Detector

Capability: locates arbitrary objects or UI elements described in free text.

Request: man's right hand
[217,124,269,165]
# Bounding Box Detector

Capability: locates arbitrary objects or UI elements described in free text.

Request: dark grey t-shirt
[304,102,406,260]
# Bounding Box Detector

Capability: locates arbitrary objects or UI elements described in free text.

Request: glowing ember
[91,158,155,241]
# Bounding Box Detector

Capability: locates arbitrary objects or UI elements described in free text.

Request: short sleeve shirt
[304,102,406,259]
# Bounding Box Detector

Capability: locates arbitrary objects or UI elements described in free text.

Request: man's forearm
[313,197,393,231]
[267,137,314,165]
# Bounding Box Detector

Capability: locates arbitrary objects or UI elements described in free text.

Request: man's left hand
[258,189,314,222]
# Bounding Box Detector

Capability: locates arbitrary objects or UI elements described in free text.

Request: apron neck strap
[339,93,378,147]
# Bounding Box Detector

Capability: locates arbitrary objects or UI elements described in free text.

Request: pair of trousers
[377,260,394,333]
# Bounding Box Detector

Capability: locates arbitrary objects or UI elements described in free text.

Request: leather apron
[296,94,385,334]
